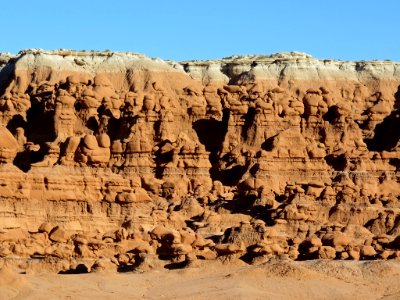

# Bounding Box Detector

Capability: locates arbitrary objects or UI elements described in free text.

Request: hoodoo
[0,49,399,271]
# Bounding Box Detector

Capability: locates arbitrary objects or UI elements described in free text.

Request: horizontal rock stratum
[0,49,399,271]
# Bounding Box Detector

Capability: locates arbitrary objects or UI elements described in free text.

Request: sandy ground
[0,259,399,300]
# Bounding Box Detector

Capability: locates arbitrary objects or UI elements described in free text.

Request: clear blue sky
[2,0,399,61]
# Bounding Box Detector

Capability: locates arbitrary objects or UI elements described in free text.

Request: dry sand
[0,259,399,300]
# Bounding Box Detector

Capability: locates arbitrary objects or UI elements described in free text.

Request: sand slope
[0,260,399,300]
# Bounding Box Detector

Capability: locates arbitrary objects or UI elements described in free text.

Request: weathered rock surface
[0,49,399,271]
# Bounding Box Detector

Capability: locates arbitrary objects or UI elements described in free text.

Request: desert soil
[0,259,399,300]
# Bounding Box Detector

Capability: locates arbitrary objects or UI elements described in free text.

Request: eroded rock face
[0,50,399,271]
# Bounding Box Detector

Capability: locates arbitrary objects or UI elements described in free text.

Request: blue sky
[2,0,399,61]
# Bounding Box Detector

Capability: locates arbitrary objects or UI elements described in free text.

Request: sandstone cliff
[0,50,399,271]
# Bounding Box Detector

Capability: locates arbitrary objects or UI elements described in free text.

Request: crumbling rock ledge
[0,49,399,272]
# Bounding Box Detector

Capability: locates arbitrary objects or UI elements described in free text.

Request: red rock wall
[0,50,399,267]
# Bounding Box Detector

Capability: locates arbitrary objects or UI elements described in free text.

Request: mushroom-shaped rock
[172,243,193,255]
[214,243,245,256]
[150,226,181,244]
[91,258,118,273]
[83,135,99,150]
[302,236,323,249]
[49,226,70,243]
[318,246,336,259]
[38,222,54,234]
[361,245,377,258]
[322,232,351,248]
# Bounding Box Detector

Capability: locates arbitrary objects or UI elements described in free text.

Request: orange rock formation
[0,50,399,271]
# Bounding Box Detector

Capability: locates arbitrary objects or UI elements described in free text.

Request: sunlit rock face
[0,49,399,269]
